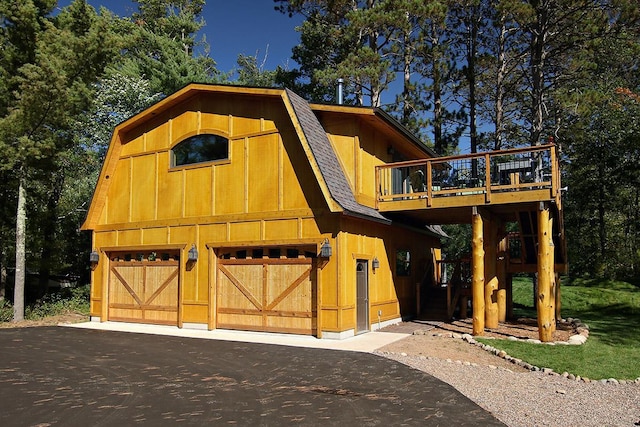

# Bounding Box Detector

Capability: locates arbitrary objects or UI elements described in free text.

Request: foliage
[479,277,640,379]
[0,299,12,322]
[0,0,122,320]
[561,31,640,280]
[118,0,220,95]
[234,52,283,88]
[78,72,164,158]
[277,0,640,274]
[0,285,90,322]
[25,285,90,319]
[441,224,471,260]
[0,0,224,319]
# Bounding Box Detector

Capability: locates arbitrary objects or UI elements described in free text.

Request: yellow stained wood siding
[157,152,183,219]
[99,98,319,227]
[317,217,438,332]
[248,134,279,213]
[184,167,212,217]
[87,88,442,336]
[131,155,157,222]
[321,118,389,210]
[89,93,332,327]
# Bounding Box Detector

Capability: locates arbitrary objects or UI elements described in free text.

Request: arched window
[171,133,228,167]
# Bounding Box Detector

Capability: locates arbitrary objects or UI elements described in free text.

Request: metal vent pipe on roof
[336,78,344,105]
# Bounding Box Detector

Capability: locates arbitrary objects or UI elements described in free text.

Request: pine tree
[0,0,120,320]
[120,0,220,95]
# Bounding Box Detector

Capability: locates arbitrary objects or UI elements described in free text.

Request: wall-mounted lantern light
[188,244,199,262]
[372,257,380,270]
[89,250,99,264]
[320,239,332,258]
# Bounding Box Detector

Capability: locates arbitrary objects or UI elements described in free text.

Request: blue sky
[58,0,303,75]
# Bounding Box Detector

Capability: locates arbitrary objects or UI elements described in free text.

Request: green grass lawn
[478,276,640,380]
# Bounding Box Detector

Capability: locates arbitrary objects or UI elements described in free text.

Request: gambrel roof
[283,89,389,224]
[82,84,442,233]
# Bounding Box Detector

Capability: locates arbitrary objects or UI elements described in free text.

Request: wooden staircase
[421,258,472,320]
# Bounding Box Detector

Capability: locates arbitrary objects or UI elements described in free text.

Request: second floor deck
[376,144,562,223]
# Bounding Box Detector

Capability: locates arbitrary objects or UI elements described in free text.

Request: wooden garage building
[81,84,444,339]
[83,84,566,341]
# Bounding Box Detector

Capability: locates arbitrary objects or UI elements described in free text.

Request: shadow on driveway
[0,327,504,426]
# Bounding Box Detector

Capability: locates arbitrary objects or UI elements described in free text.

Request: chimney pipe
[336,78,344,105]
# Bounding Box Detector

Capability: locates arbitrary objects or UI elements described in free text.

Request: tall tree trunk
[597,159,606,268]
[13,172,27,322]
[38,171,64,298]
[402,25,413,125]
[433,64,443,153]
[529,1,549,146]
[369,25,381,108]
[432,23,444,154]
[495,20,508,150]
[467,6,478,155]
[0,247,6,301]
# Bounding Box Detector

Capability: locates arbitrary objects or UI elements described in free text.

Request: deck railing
[376,144,560,209]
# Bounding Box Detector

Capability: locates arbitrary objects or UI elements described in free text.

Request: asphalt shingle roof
[285,89,391,224]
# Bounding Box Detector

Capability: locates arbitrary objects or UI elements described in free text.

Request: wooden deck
[376,144,567,273]
[376,144,562,223]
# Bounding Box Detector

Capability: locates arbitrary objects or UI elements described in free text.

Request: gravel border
[376,318,640,427]
[379,351,640,427]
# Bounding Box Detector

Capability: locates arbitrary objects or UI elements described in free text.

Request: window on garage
[171,133,228,167]
[218,247,317,260]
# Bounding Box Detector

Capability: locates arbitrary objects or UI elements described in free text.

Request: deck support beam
[555,273,562,322]
[497,225,508,322]
[484,216,499,329]
[536,203,556,342]
[471,207,485,336]
[506,273,514,319]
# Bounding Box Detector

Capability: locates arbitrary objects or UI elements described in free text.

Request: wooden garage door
[108,251,179,325]
[217,253,316,335]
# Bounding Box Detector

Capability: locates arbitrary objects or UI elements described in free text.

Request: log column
[506,273,514,319]
[555,273,562,322]
[484,217,499,329]
[497,225,508,322]
[537,203,555,342]
[472,207,485,336]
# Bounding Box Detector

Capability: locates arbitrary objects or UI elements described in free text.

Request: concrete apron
[64,321,410,353]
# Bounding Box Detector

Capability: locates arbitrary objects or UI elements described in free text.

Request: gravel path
[380,352,640,427]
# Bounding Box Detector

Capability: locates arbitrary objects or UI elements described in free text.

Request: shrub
[25,285,90,320]
[0,300,12,322]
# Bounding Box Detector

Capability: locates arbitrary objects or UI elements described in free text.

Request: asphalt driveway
[0,327,504,426]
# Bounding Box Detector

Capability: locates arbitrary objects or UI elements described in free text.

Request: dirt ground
[377,318,575,372]
[0,313,87,329]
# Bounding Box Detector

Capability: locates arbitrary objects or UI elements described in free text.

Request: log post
[537,204,554,342]
[484,217,499,329]
[472,207,485,336]
[506,273,514,319]
[497,225,508,323]
[547,217,556,334]
[460,296,468,319]
[555,273,562,322]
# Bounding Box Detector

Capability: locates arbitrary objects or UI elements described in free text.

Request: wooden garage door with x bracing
[217,256,316,335]
[108,251,179,325]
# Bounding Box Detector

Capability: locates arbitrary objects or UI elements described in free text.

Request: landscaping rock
[568,334,587,345]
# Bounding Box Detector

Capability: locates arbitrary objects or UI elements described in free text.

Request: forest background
[1,0,639,321]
